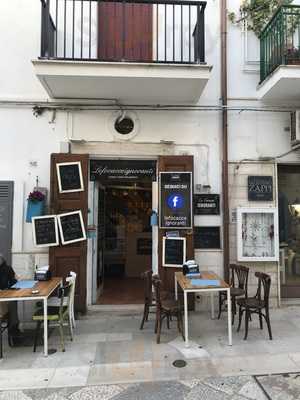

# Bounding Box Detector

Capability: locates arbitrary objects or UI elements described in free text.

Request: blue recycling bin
[26,200,45,223]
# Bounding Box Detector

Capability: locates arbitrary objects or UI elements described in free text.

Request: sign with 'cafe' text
[159,172,192,229]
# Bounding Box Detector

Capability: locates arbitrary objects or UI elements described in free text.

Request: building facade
[1,0,300,312]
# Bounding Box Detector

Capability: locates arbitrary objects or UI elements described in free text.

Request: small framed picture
[56,162,84,193]
[57,210,86,245]
[32,215,59,248]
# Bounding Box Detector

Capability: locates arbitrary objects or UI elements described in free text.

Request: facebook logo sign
[167,194,184,210]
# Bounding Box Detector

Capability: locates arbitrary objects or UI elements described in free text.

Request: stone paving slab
[256,372,300,400]
[0,377,268,400]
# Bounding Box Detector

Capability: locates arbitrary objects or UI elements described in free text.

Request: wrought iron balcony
[40,0,206,64]
[260,5,300,83]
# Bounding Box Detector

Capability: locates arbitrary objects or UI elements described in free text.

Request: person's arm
[7,266,17,287]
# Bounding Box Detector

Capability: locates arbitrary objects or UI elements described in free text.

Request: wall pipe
[221,0,230,282]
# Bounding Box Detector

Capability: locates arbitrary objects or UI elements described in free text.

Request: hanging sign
[56,162,84,193]
[90,160,156,182]
[194,194,220,215]
[32,215,59,247]
[162,237,186,267]
[248,176,273,201]
[57,210,86,245]
[159,172,192,229]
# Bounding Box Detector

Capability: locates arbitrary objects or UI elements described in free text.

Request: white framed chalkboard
[32,215,59,247]
[57,210,86,245]
[162,237,186,267]
[56,162,84,193]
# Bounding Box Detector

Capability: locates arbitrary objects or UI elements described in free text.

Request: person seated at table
[0,254,21,338]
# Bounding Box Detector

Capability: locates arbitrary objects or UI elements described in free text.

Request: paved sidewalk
[1,306,300,393]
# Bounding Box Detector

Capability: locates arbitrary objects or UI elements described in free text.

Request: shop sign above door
[194,194,220,215]
[159,172,192,229]
[248,176,273,201]
[90,160,156,183]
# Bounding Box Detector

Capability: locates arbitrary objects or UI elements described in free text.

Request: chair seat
[33,306,67,321]
[237,297,265,309]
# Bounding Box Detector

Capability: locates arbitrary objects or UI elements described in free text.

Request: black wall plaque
[90,160,156,182]
[137,238,152,255]
[58,211,86,245]
[248,176,273,201]
[194,194,220,215]
[159,172,192,229]
[56,162,84,193]
[32,216,59,247]
[163,237,186,267]
[194,226,221,249]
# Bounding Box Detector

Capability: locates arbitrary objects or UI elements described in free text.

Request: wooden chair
[33,284,72,352]
[152,278,184,344]
[218,264,249,324]
[237,272,272,340]
[140,270,156,330]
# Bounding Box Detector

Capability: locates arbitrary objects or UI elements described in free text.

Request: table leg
[184,291,189,348]
[227,288,232,346]
[43,298,48,356]
[210,292,215,319]
[175,275,178,300]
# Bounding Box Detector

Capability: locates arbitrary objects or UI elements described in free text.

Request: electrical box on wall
[291,111,300,147]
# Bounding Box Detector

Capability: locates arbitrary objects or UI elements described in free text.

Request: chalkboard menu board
[163,237,186,267]
[32,215,59,247]
[248,176,273,201]
[57,211,86,245]
[56,162,84,193]
[194,226,221,249]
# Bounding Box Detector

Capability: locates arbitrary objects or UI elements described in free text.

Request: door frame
[88,156,158,306]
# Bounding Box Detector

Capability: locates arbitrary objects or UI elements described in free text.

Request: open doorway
[90,159,156,305]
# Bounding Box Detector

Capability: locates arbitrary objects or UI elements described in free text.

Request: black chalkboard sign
[32,215,59,247]
[194,194,220,215]
[194,226,221,249]
[58,211,86,245]
[248,176,273,201]
[56,162,84,193]
[163,237,186,267]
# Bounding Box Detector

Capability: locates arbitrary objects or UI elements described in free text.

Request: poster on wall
[237,207,279,262]
[56,162,84,193]
[57,210,86,245]
[162,237,186,267]
[159,172,192,229]
[32,215,59,247]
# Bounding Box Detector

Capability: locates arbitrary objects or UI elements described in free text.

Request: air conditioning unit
[291,111,300,147]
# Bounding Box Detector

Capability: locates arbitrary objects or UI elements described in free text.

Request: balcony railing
[40,0,206,64]
[260,5,300,83]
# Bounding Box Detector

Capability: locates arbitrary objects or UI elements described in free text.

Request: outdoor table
[0,277,62,356]
[174,271,232,347]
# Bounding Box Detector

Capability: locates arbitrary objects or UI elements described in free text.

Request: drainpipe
[221,0,230,281]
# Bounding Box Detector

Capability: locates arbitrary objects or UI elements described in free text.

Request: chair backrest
[141,270,153,303]
[66,271,77,306]
[230,264,249,296]
[254,272,271,307]
[152,277,162,310]
[58,283,72,318]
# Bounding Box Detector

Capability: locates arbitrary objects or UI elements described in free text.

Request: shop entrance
[90,159,156,305]
[278,164,300,297]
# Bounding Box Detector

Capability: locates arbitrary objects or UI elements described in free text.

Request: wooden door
[158,156,194,306]
[98,2,152,61]
[49,153,89,312]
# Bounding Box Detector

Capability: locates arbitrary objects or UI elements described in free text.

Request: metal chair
[140,270,156,330]
[0,302,11,359]
[218,264,249,324]
[152,278,184,344]
[237,272,272,340]
[33,284,72,352]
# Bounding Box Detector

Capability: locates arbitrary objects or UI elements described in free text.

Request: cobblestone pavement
[0,376,269,400]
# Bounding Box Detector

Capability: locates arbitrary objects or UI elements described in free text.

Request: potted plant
[26,190,46,222]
